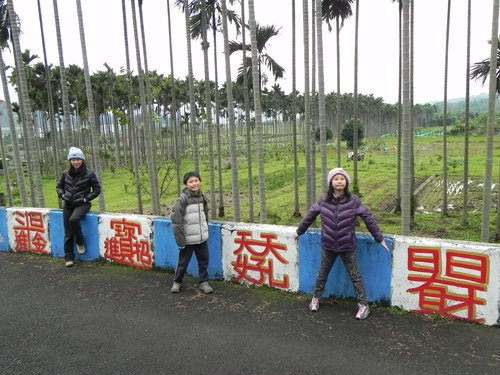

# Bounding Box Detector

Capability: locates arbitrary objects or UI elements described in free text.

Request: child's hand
[380,239,391,253]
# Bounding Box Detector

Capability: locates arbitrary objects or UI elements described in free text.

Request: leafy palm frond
[470,41,500,94]
[322,0,354,30]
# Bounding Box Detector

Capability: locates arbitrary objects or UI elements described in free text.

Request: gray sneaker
[170,282,181,293]
[199,281,213,294]
[76,243,85,254]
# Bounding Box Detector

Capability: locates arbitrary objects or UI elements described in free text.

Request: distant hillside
[430,93,500,113]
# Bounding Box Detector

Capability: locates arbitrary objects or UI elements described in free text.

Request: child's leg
[340,251,367,305]
[313,248,337,298]
[193,242,209,283]
[173,245,195,283]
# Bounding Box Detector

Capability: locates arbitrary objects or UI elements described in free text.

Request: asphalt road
[0,252,499,375]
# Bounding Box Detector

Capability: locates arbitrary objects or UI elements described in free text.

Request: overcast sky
[1,0,497,105]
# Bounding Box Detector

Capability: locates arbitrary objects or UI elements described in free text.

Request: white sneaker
[309,297,320,312]
[65,260,74,267]
[199,281,213,294]
[356,303,370,320]
[170,282,181,293]
[76,243,85,254]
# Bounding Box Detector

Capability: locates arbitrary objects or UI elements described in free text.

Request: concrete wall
[0,207,498,325]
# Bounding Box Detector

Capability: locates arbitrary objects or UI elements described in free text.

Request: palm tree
[302,0,312,208]
[166,0,181,196]
[122,0,143,213]
[0,0,27,206]
[228,23,285,93]
[183,0,200,171]
[248,0,266,222]
[240,0,254,222]
[481,0,499,242]
[52,0,73,147]
[315,0,327,191]
[75,0,105,212]
[37,0,59,181]
[7,0,45,207]
[352,0,360,194]
[462,0,471,225]
[291,0,301,218]
[401,0,411,234]
[442,0,451,216]
[221,0,240,221]
[470,40,500,93]
[322,0,354,167]
[198,0,217,219]
[137,0,161,215]
[392,0,402,213]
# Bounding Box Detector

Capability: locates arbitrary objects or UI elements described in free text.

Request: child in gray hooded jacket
[170,171,213,294]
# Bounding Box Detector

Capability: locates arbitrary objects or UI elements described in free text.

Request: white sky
[1,0,497,105]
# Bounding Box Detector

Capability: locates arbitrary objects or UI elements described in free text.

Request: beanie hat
[327,167,350,186]
[67,147,85,161]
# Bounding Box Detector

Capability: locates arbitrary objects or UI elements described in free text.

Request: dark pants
[63,204,90,261]
[313,248,367,305]
[173,242,209,284]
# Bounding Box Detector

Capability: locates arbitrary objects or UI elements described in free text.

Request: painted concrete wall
[0,207,498,325]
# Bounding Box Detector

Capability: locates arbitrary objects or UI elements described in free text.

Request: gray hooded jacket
[171,188,209,248]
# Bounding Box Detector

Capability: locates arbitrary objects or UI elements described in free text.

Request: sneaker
[356,303,370,320]
[199,281,213,294]
[170,282,181,293]
[309,297,320,312]
[65,260,74,267]
[76,243,85,254]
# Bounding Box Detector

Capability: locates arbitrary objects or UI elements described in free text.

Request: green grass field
[3,133,499,243]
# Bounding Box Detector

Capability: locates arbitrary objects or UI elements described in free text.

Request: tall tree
[303,0,312,208]
[7,0,45,207]
[221,0,240,221]
[137,0,161,215]
[37,0,59,180]
[322,0,353,167]
[122,0,143,213]
[240,0,254,222]
[441,0,451,216]
[183,0,200,171]
[52,0,73,147]
[0,0,27,206]
[481,0,499,242]
[248,0,266,222]
[401,0,411,234]
[75,0,105,212]
[462,0,471,225]
[166,0,181,196]
[291,0,301,218]
[352,0,360,194]
[315,0,327,191]
[199,0,217,219]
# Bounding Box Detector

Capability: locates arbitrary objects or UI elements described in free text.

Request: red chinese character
[13,211,48,254]
[231,231,289,289]
[407,246,489,323]
[104,219,152,269]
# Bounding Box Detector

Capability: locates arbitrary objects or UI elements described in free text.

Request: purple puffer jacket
[296,193,384,252]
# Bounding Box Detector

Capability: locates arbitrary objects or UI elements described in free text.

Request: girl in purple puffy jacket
[295,167,390,320]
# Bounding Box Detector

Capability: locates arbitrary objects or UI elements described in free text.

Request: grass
[2,133,499,243]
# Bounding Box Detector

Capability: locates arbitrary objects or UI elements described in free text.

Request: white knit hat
[67,147,85,160]
[327,167,350,186]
